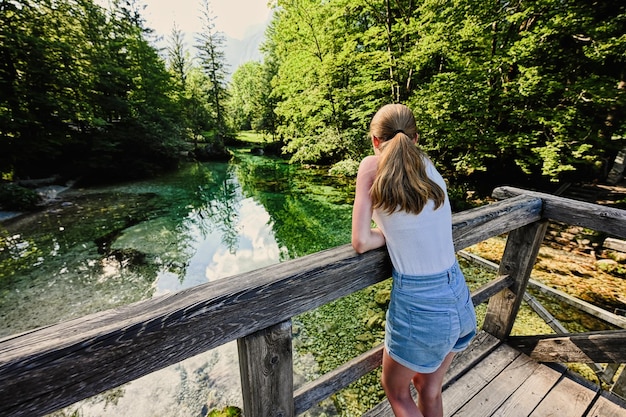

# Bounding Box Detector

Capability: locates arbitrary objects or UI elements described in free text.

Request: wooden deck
[364,332,626,417]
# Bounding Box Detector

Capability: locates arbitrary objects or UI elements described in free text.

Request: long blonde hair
[369,104,445,214]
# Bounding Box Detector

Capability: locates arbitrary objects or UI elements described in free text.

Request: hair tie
[389,129,405,140]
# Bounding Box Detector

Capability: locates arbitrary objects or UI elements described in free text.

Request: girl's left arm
[351,156,386,254]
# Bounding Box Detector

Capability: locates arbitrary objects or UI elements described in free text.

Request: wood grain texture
[482,221,549,339]
[492,186,626,238]
[238,320,293,417]
[529,376,597,417]
[507,330,626,363]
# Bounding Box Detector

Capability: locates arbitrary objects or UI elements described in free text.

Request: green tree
[264,0,625,187]
[0,0,186,181]
[408,0,626,186]
[167,22,191,91]
[266,0,356,163]
[196,0,231,144]
[228,61,264,131]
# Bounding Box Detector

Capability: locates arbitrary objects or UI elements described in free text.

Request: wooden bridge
[1,186,625,416]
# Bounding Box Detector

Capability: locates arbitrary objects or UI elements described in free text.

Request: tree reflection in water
[0,151,354,417]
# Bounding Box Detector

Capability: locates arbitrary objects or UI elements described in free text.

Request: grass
[236,130,269,144]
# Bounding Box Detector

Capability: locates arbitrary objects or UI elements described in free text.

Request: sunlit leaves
[261,0,625,186]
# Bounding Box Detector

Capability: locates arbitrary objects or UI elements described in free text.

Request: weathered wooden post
[238,320,294,417]
[482,220,549,340]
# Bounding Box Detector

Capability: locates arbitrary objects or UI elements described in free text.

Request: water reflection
[152,197,284,295]
[1,152,353,416]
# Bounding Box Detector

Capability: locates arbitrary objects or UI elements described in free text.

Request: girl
[352,104,476,417]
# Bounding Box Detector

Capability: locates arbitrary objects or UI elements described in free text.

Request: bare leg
[412,352,455,417]
[381,348,422,417]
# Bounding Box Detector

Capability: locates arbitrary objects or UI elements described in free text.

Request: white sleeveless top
[372,159,456,276]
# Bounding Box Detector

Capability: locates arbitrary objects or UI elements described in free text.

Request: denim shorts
[385,260,477,373]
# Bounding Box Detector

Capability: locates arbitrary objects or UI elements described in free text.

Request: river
[0,148,354,416]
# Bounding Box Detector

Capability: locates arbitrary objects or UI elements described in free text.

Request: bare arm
[351,156,386,253]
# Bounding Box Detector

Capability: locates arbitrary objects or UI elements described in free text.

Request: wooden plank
[523,292,569,333]
[470,274,513,306]
[612,366,626,399]
[237,320,294,417]
[443,331,502,387]
[490,363,563,416]
[293,345,383,415]
[492,186,626,239]
[0,197,541,417]
[507,330,626,363]
[587,392,626,417]
[450,354,540,417]
[483,221,549,340]
[529,280,626,329]
[452,195,542,251]
[443,344,521,416]
[522,292,607,378]
[530,375,597,416]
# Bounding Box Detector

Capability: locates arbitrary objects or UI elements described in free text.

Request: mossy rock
[374,288,390,307]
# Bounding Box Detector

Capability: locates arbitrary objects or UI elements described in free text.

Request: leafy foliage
[0,0,232,183]
[260,0,626,187]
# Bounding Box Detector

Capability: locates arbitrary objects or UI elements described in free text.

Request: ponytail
[369,104,445,215]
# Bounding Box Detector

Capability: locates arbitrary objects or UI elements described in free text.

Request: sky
[96,0,273,40]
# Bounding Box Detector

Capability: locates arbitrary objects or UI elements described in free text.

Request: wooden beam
[492,186,626,239]
[529,279,626,329]
[483,221,549,339]
[471,274,513,306]
[452,195,542,251]
[238,320,294,417]
[507,330,626,363]
[294,345,383,415]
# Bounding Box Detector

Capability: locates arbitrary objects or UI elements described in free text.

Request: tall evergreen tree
[167,22,190,91]
[195,0,230,144]
[0,0,186,181]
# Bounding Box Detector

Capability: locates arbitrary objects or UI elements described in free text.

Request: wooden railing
[1,186,625,417]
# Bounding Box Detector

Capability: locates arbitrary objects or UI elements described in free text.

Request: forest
[1,0,625,199]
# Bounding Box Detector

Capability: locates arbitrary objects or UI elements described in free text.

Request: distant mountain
[223,22,268,77]
[155,19,269,81]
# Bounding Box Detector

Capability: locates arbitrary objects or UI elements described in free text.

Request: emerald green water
[0,150,354,338]
[0,150,355,416]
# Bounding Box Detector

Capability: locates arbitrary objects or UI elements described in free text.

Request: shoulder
[420,153,439,173]
[356,155,379,187]
[358,155,379,174]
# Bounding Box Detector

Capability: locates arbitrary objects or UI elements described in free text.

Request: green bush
[329,159,360,177]
[0,183,42,211]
